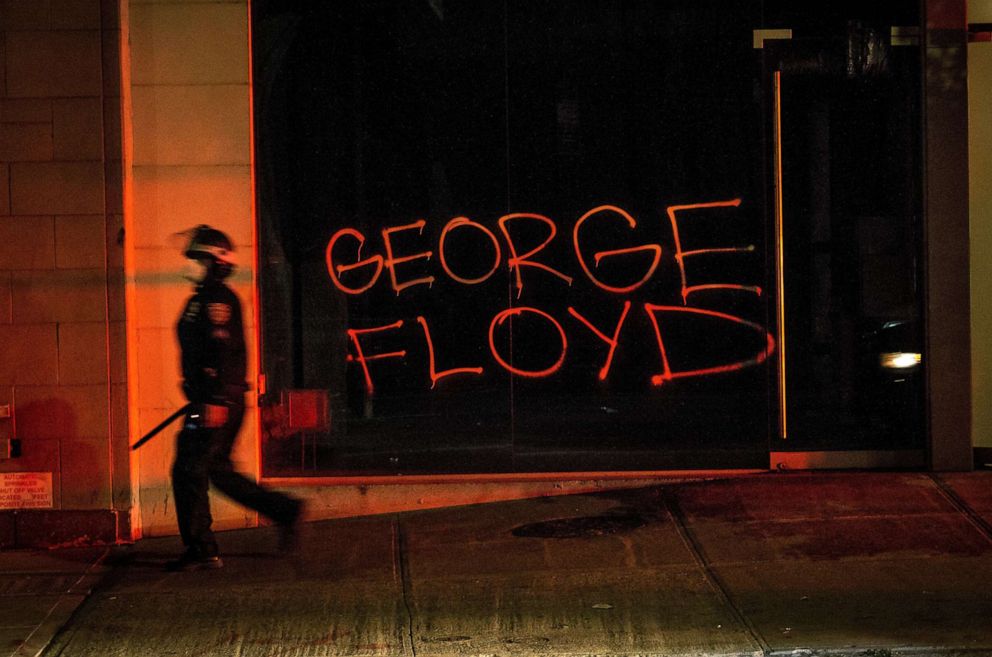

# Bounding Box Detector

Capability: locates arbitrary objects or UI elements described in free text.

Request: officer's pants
[171,402,297,556]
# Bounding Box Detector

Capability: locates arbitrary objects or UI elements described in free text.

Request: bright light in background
[880,352,922,369]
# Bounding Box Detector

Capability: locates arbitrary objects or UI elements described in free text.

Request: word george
[346,302,775,394]
[326,200,761,302]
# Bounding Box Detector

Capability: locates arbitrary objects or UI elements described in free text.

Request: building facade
[0,0,987,547]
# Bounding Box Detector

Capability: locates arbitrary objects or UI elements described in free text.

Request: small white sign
[0,472,54,510]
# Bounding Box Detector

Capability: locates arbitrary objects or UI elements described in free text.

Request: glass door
[764,25,926,458]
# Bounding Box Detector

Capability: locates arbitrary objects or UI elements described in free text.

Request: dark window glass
[252,1,922,476]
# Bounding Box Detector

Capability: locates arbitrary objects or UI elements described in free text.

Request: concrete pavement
[7,471,992,656]
[1,547,109,657]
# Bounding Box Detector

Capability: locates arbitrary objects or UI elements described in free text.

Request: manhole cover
[511,514,646,538]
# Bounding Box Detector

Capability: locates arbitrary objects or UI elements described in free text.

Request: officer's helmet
[184,225,236,281]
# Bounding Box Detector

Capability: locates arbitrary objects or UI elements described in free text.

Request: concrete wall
[125,0,258,538]
[0,0,129,547]
[925,0,973,470]
[971,0,992,454]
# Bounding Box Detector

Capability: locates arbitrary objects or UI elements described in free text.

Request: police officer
[167,225,303,571]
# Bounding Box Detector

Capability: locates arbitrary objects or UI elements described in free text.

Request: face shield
[182,257,210,284]
[172,225,237,284]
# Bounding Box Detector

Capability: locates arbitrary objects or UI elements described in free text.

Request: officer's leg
[207,404,302,526]
[171,425,201,549]
[171,423,217,558]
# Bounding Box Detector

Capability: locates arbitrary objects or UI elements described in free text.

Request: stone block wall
[0,0,128,547]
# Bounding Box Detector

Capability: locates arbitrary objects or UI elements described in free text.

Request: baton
[131,403,192,450]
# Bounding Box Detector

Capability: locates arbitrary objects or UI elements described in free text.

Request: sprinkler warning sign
[0,472,53,509]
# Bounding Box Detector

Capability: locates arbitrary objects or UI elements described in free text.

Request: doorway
[764,25,926,463]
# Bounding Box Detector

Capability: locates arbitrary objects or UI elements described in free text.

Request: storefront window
[252,1,922,476]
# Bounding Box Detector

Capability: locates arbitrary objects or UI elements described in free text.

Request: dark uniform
[171,250,300,569]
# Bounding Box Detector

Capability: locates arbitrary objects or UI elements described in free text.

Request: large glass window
[252,1,922,476]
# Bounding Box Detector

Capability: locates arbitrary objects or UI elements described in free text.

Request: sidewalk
[10,471,992,656]
[0,547,109,657]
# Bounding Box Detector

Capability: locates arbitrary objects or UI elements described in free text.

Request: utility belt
[182,384,248,431]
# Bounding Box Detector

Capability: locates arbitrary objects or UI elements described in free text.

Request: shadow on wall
[1,396,118,547]
[13,397,97,508]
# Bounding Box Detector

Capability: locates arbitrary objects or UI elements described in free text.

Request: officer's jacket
[177,281,248,405]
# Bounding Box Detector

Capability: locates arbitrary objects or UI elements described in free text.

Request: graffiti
[438,217,502,285]
[345,321,407,395]
[417,315,484,387]
[488,306,569,379]
[568,301,631,381]
[644,304,775,385]
[573,206,662,294]
[499,213,575,296]
[667,199,763,303]
[330,200,775,394]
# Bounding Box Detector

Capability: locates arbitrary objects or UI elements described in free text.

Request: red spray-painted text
[327,200,775,393]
